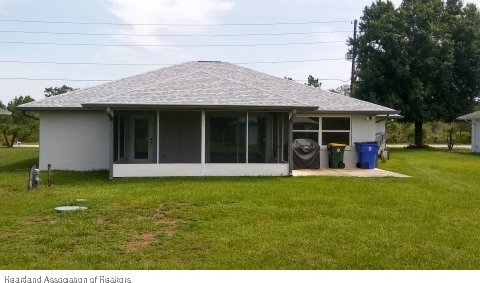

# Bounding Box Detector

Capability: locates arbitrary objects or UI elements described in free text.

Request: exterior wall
[114,164,202,177]
[39,111,110,171]
[113,163,289,177]
[204,164,289,176]
[473,120,480,153]
[315,115,376,168]
[39,110,380,175]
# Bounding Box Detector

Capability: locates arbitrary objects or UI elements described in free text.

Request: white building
[458,110,480,153]
[18,61,398,178]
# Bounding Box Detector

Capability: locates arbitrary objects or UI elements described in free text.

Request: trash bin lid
[328,143,347,147]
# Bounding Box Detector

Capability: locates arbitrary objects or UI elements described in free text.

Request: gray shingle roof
[458,110,480,120]
[18,61,397,114]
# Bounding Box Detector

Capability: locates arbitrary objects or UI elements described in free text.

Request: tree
[0,100,6,111]
[44,85,75,97]
[329,84,351,96]
[350,0,480,146]
[307,75,321,88]
[0,96,38,147]
[285,75,322,87]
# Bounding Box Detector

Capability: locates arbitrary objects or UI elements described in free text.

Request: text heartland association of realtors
[4,276,131,283]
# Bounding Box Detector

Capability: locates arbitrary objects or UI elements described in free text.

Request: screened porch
[111,110,291,177]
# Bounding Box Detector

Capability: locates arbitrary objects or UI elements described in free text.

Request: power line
[0,58,346,66]
[0,77,349,82]
[0,77,111,82]
[0,29,352,37]
[0,19,352,26]
[0,40,346,47]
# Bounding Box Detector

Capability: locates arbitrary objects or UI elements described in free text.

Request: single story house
[458,110,480,153]
[18,61,397,178]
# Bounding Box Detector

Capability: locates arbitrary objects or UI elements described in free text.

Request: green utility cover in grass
[55,206,87,213]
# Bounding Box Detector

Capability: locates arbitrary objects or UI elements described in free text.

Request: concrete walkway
[292,168,410,178]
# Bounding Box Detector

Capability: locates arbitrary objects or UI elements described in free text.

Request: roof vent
[197,60,222,63]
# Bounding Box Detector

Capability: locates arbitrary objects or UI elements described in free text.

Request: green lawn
[0,147,479,269]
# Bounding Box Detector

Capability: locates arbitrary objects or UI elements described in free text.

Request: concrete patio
[292,168,410,178]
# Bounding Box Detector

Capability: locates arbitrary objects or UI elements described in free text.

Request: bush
[387,121,471,145]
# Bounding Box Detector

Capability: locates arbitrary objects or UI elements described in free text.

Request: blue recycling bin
[354,142,379,169]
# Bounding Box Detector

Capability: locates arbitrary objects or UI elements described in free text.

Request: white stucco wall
[319,115,377,168]
[473,120,480,153]
[39,111,110,171]
[113,163,289,177]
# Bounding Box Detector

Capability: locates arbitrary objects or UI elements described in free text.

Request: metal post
[288,110,295,175]
[28,165,33,190]
[246,112,249,164]
[47,164,51,187]
[156,110,160,164]
[350,19,358,96]
[201,111,206,176]
[108,109,114,180]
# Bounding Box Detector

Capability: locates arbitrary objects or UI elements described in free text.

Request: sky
[1,0,480,103]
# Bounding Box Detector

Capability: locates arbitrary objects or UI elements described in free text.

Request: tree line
[0,85,74,147]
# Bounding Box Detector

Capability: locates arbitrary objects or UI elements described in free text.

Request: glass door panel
[134,119,149,159]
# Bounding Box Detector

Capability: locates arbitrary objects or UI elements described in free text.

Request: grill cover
[292,138,320,169]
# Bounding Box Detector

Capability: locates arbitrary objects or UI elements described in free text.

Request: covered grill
[292,138,320,169]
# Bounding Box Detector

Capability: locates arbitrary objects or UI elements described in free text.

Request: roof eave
[457,116,480,120]
[81,103,317,111]
[299,109,399,115]
[16,105,84,111]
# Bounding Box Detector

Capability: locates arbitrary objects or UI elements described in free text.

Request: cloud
[0,0,7,15]
[103,0,234,53]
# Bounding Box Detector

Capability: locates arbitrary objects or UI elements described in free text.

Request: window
[292,117,319,143]
[321,117,350,145]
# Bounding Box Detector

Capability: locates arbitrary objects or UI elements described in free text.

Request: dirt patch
[96,215,107,225]
[153,203,186,237]
[125,232,156,252]
[24,216,58,226]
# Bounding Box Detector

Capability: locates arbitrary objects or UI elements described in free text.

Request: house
[18,61,397,178]
[458,110,480,153]
[0,109,11,115]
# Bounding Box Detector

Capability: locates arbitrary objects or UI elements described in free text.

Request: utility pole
[350,19,358,96]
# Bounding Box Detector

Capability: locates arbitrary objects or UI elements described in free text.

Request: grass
[0,147,479,269]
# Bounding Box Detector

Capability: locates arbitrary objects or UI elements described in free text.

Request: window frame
[292,115,352,149]
[321,116,351,146]
[292,116,320,144]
